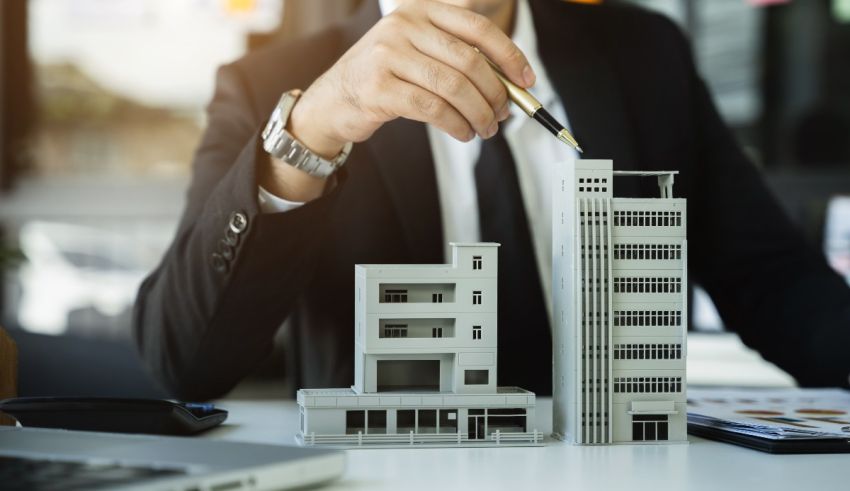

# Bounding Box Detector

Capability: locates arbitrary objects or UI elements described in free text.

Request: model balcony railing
[298,429,543,447]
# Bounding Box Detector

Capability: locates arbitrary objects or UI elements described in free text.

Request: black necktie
[475,126,552,396]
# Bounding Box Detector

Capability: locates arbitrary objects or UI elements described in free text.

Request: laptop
[0,426,345,490]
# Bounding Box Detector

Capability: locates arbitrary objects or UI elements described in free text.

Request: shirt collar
[378,0,396,15]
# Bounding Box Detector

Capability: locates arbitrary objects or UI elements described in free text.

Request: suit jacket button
[224,227,240,247]
[210,252,228,273]
[229,212,249,234]
[219,240,234,261]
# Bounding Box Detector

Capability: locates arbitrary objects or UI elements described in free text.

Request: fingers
[424,1,535,88]
[408,23,510,118]
[389,45,500,138]
[382,79,475,142]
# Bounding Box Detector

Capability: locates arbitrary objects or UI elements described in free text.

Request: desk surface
[208,398,848,491]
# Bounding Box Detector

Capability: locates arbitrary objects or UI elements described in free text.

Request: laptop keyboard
[0,455,187,490]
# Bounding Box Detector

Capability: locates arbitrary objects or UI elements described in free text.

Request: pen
[475,47,583,153]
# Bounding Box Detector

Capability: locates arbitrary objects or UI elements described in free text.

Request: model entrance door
[468,409,485,440]
[632,414,669,441]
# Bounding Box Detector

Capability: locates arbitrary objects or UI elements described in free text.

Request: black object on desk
[0,397,227,436]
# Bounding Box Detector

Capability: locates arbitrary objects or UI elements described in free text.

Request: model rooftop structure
[553,159,688,444]
[296,243,541,447]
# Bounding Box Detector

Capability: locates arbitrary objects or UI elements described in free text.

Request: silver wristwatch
[261,89,352,178]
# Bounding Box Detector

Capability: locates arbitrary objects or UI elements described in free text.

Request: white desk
[208,398,849,491]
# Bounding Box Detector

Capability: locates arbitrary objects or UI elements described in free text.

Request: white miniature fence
[301,429,543,447]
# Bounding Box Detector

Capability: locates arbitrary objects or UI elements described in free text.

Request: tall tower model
[552,160,687,444]
[296,243,541,447]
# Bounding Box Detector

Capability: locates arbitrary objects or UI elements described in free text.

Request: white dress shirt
[260,0,577,321]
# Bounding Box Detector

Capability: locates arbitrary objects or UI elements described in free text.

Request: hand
[263,0,535,201]
[294,0,534,151]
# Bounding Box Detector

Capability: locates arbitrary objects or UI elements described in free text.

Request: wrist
[261,154,328,203]
[287,93,347,159]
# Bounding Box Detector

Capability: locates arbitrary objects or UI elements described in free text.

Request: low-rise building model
[296,243,541,447]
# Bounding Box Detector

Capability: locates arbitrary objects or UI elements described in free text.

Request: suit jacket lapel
[530,0,638,177]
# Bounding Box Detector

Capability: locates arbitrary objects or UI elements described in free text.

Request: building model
[552,159,688,444]
[296,243,541,447]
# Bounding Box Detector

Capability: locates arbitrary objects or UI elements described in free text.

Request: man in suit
[133,0,850,401]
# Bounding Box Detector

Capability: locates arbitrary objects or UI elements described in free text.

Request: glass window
[346,410,365,435]
[465,369,489,385]
[418,409,437,434]
[397,410,415,434]
[487,409,527,434]
[439,409,458,433]
[367,410,386,435]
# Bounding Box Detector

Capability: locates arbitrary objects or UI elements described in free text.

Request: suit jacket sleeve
[670,22,850,387]
[132,62,344,401]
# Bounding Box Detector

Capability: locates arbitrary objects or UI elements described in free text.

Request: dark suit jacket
[133,0,850,401]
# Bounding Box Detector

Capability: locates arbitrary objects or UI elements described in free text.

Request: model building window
[439,409,458,434]
[432,293,443,303]
[614,310,683,327]
[613,277,681,294]
[464,369,489,385]
[472,325,482,340]
[384,289,408,303]
[613,343,683,360]
[397,410,415,434]
[632,415,669,441]
[614,377,682,393]
[472,291,482,305]
[487,408,527,433]
[345,410,365,435]
[367,410,387,435]
[472,255,482,270]
[418,410,437,434]
[432,327,444,338]
[382,324,408,338]
[613,210,681,227]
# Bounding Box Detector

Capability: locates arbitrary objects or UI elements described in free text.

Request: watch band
[261,89,352,178]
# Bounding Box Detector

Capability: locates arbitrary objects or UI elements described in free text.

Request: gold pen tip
[556,130,583,153]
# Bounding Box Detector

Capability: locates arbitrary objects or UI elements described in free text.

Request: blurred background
[0,0,848,399]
